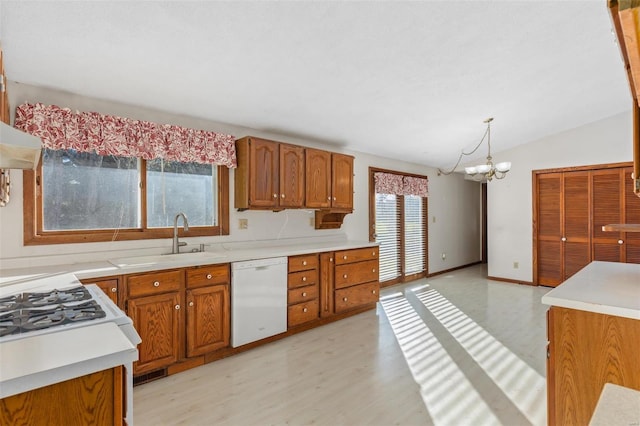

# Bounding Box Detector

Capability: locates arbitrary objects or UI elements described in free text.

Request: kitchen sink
[109,251,226,268]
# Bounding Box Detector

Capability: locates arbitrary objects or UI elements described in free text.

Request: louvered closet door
[562,171,591,279]
[536,173,563,286]
[592,169,624,262]
[624,167,640,263]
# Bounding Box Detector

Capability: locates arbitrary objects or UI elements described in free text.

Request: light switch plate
[239,219,248,229]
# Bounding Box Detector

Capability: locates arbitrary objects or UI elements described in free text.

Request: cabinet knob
[206,274,212,279]
[327,196,331,201]
[343,274,347,279]
[333,197,336,201]
[302,292,307,297]
[330,258,333,262]
[110,287,117,293]
[175,304,180,310]
[618,239,624,245]
[153,281,160,287]
[343,255,347,260]
[372,290,376,294]
[561,237,566,242]
[273,193,278,198]
[343,297,348,302]
[302,260,307,266]
[189,301,194,307]
[302,276,307,282]
[372,251,376,256]
[303,307,308,313]
[281,194,285,198]
[372,269,376,273]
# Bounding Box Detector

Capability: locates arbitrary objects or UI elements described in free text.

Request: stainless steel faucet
[172,212,189,254]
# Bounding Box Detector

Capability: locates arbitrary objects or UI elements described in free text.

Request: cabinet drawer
[334,282,379,314]
[334,259,378,289]
[288,254,319,272]
[127,270,183,298]
[288,269,319,289]
[186,264,230,289]
[288,299,319,327]
[288,284,318,305]
[335,247,378,265]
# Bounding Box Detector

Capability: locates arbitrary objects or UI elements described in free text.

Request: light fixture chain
[437,126,490,175]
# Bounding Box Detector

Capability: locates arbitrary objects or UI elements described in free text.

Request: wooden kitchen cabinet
[319,252,335,318]
[185,264,230,357]
[547,306,640,425]
[0,366,125,426]
[235,137,305,210]
[125,269,183,375]
[287,254,320,328]
[80,276,120,306]
[333,247,379,314]
[305,148,332,208]
[331,153,354,210]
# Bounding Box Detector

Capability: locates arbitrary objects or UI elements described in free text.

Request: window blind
[375,193,401,282]
[404,195,425,275]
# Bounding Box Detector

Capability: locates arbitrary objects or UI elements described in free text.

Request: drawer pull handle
[343,255,347,260]
[343,297,348,302]
[561,237,566,242]
[302,261,307,266]
[303,307,308,313]
[343,274,347,279]
[372,251,376,256]
[153,281,160,287]
[189,301,194,307]
[302,276,307,282]
[372,269,376,273]
[372,290,377,294]
[175,304,180,310]
[618,240,624,245]
[302,292,307,297]
[206,274,212,279]
[111,287,117,293]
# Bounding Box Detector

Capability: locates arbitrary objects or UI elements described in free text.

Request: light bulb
[495,162,511,172]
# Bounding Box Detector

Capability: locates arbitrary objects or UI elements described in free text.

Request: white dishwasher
[231,257,288,348]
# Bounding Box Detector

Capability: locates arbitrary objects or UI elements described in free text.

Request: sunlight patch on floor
[380,295,502,425]
[414,287,547,426]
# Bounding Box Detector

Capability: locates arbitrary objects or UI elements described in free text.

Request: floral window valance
[14,102,237,168]
[374,172,428,197]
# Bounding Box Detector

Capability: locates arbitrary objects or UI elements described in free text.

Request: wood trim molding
[486,275,535,286]
[532,161,633,176]
[427,261,482,278]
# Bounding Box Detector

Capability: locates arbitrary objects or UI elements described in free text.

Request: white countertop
[589,383,640,425]
[0,238,378,284]
[541,261,640,320]
[0,322,138,398]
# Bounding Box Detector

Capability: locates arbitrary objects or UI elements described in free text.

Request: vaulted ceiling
[0,1,631,168]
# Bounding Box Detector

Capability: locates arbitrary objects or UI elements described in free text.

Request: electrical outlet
[513,261,519,269]
[442,253,446,260]
[309,217,315,227]
[239,219,248,229]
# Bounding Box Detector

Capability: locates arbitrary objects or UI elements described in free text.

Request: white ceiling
[0,0,632,169]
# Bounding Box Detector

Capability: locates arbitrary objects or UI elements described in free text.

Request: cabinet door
[592,169,624,262]
[186,284,230,357]
[536,173,563,286]
[279,144,305,208]
[331,154,354,209]
[305,148,332,208]
[94,279,119,305]
[128,292,181,374]
[319,252,335,318]
[563,171,590,279]
[624,167,640,263]
[249,138,279,208]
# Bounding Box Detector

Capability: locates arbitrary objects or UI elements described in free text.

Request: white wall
[0,82,481,272]
[487,110,633,282]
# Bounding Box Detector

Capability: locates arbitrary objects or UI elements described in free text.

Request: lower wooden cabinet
[124,265,231,377]
[0,366,125,425]
[80,276,120,306]
[186,283,230,357]
[128,291,181,374]
[547,306,640,425]
[335,281,379,313]
[287,254,320,327]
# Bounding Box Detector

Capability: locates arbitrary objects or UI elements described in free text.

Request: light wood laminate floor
[134,264,550,426]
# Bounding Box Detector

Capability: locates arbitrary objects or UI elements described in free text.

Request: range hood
[0,121,42,170]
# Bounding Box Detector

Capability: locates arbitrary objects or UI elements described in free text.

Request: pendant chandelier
[437,117,511,182]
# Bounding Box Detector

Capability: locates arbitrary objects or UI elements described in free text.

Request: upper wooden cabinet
[235,137,305,210]
[235,137,354,227]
